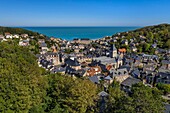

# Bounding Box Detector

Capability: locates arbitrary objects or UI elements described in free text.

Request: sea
[24,27,139,40]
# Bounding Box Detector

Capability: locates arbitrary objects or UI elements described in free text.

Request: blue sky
[0,0,170,26]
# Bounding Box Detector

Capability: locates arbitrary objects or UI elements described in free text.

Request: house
[51,66,66,74]
[104,76,113,84]
[13,34,19,38]
[40,42,48,54]
[156,71,170,84]
[161,60,170,70]
[75,69,87,77]
[131,69,141,78]
[74,48,80,53]
[38,39,45,43]
[65,57,81,70]
[121,39,128,45]
[89,75,100,84]
[118,48,126,54]
[38,59,53,70]
[79,44,85,49]
[142,54,158,63]
[72,38,91,44]
[21,34,28,38]
[86,66,102,76]
[65,66,76,76]
[152,43,157,48]
[0,35,5,40]
[19,39,29,46]
[121,77,141,93]
[6,34,13,39]
[155,48,167,54]
[110,68,130,83]
[131,46,137,52]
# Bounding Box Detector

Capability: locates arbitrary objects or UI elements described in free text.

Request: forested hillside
[111,24,170,54]
[0,42,98,113]
[0,26,39,36]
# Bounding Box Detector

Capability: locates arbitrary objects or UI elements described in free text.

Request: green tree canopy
[0,42,47,113]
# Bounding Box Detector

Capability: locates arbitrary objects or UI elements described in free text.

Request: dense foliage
[0,26,39,36]
[0,42,46,112]
[112,24,170,54]
[105,81,164,113]
[0,42,98,113]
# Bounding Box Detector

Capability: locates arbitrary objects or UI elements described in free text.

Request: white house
[0,35,4,39]
[19,39,29,46]
[13,34,20,38]
[21,34,28,38]
[6,34,13,39]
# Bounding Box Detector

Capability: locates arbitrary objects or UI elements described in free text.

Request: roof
[98,91,109,97]
[65,58,80,66]
[65,66,76,74]
[132,69,140,76]
[119,65,131,72]
[87,66,102,76]
[162,60,170,65]
[40,42,47,47]
[110,68,128,77]
[51,67,66,73]
[118,48,126,53]
[121,77,141,87]
[93,56,117,65]
[165,103,170,113]
[104,76,113,80]
[110,44,117,51]
[89,76,99,84]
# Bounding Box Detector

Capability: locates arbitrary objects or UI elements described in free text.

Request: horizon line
[13,26,141,28]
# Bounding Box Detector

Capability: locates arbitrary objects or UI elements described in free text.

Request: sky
[0,0,170,26]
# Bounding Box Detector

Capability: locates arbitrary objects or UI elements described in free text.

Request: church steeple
[111,44,117,51]
[110,44,117,58]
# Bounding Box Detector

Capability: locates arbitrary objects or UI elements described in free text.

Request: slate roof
[165,103,170,113]
[162,60,170,65]
[89,76,99,84]
[65,58,80,66]
[93,56,117,65]
[157,71,170,84]
[104,76,113,80]
[119,65,132,72]
[40,42,47,47]
[131,69,140,77]
[121,77,141,87]
[45,52,58,56]
[40,59,53,69]
[98,91,109,97]
[76,69,86,77]
[65,66,76,74]
[110,68,128,77]
[51,67,66,73]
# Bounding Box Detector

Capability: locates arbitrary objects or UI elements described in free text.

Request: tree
[45,74,98,113]
[105,80,134,113]
[131,83,164,113]
[156,83,170,95]
[143,43,150,52]
[0,42,47,112]
[165,39,170,49]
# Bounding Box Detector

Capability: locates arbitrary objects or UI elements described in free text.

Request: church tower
[110,44,117,58]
